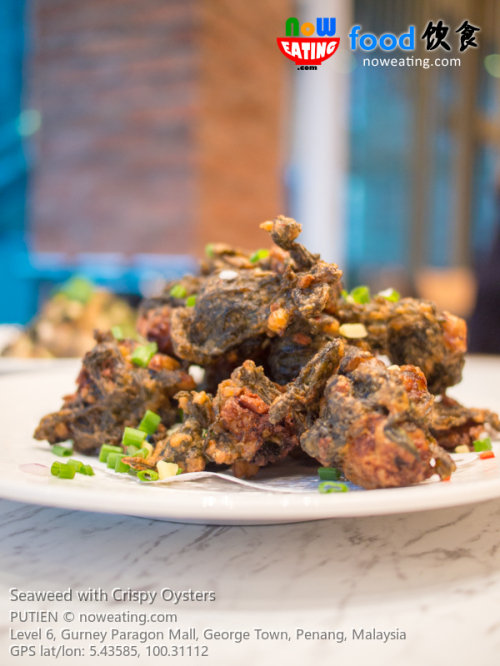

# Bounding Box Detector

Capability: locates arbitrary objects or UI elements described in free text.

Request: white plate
[0,357,499,525]
[0,357,82,375]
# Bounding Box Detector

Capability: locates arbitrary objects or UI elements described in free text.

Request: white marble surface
[1,496,500,665]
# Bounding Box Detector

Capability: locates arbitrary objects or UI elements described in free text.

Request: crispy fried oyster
[300,346,455,489]
[329,296,467,395]
[124,390,213,474]
[34,331,195,453]
[205,361,299,478]
[34,214,499,490]
[429,395,500,451]
[269,338,345,432]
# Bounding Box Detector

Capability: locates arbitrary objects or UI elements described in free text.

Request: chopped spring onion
[67,459,84,473]
[378,287,400,302]
[83,464,95,476]
[350,285,371,304]
[157,461,179,480]
[249,249,270,263]
[169,284,187,299]
[52,445,73,457]
[139,410,161,435]
[128,468,138,477]
[137,470,159,482]
[107,452,121,469]
[131,342,158,367]
[341,289,354,304]
[473,437,492,452]
[122,427,146,448]
[339,323,368,339]
[99,444,123,463]
[177,467,183,475]
[111,325,124,340]
[59,275,94,304]
[51,462,76,479]
[318,467,341,481]
[177,408,184,422]
[127,445,139,455]
[318,481,349,493]
[185,295,197,307]
[114,455,130,474]
[131,447,149,459]
[205,243,215,258]
[58,464,76,480]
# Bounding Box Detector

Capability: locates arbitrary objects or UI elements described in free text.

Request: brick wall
[29,0,290,256]
[198,0,291,253]
[30,0,199,255]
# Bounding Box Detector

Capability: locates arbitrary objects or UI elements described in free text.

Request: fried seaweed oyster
[300,346,455,489]
[205,360,299,478]
[267,314,340,385]
[269,338,345,433]
[169,216,342,367]
[34,331,195,454]
[124,390,213,474]
[429,395,500,451]
[330,296,467,395]
[136,275,203,356]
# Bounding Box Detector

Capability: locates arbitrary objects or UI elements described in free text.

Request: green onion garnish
[473,437,492,452]
[107,452,121,469]
[131,342,158,367]
[83,465,95,476]
[126,445,139,455]
[131,447,149,459]
[128,468,138,477]
[169,284,187,299]
[318,467,341,481]
[249,249,270,263]
[67,459,84,473]
[52,445,73,457]
[51,462,76,479]
[205,243,215,258]
[176,467,183,475]
[185,295,197,307]
[111,326,124,340]
[122,427,146,448]
[58,464,76,479]
[99,444,123,463]
[139,410,161,435]
[350,286,371,304]
[378,287,400,303]
[341,289,350,300]
[318,481,349,493]
[177,408,184,422]
[137,470,159,482]
[114,455,130,474]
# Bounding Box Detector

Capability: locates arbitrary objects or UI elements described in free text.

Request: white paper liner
[94,450,482,494]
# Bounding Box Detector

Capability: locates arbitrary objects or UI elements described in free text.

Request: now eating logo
[277,17,340,66]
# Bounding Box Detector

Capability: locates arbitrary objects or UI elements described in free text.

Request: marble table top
[1,495,499,665]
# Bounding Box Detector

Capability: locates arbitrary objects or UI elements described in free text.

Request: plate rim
[1,362,500,525]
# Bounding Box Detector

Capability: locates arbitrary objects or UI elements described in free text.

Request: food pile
[2,276,136,359]
[34,217,500,490]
